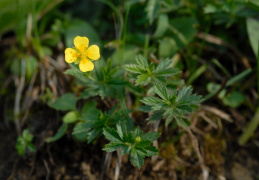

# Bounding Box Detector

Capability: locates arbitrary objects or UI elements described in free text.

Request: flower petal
[79,59,94,72]
[65,48,78,63]
[86,45,100,60]
[74,36,89,52]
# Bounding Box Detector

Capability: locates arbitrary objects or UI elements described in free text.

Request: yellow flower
[65,36,100,72]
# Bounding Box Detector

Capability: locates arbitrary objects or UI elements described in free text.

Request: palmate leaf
[125,55,180,86]
[176,86,203,105]
[140,96,164,106]
[103,124,159,169]
[154,83,169,101]
[140,96,164,111]
[147,110,164,123]
[136,55,149,70]
[135,74,151,86]
[124,64,144,74]
[103,127,123,142]
[130,150,144,169]
[155,58,172,72]
[103,142,125,152]
[141,84,202,126]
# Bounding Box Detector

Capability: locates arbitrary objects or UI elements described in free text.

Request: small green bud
[135,136,141,142]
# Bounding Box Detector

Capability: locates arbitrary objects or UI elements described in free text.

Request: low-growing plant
[46,36,203,169]
[16,129,36,156]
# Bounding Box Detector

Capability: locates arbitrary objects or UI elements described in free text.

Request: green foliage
[48,93,77,111]
[223,91,245,108]
[124,55,180,86]
[72,101,127,143]
[45,123,68,143]
[66,60,128,99]
[63,111,80,124]
[145,0,160,25]
[64,19,101,48]
[141,83,203,126]
[3,0,258,172]
[247,18,259,57]
[16,129,36,156]
[103,123,159,169]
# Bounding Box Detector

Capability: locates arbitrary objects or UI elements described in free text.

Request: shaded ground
[0,103,259,180]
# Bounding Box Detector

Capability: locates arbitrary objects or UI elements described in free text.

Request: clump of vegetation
[0,0,259,179]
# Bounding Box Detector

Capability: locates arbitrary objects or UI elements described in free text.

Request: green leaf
[103,142,125,152]
[124,64,144,74]
[65,65,92,84]
[155,58,172,71]
[154,83,169,101]
[223,91,245,108]
[135,74,151,86]
[155,58,179,77]
[81,101,100,121]
[46,123,68,143]
[153,14,169,38]
[135,55,149,70]
[141,132,160,141]
[16,138,26,156]
[64,19,101,48]
[72,122,90,141]
[79,88,99,99]
[63,111,80,124]
[135,140,151,148]
[27,143,36,152]
[176,86,202,105]
[130,150,144,169]
[169,17,198,48]
[147,110,164,123]
[22,129,33,141]
[103,124,159,169]
[145,0,159,25]
[247,18,259,57]
[116,124,124,140]
[141,97,165,111]
[103,127,123,142]
[142,146,159,156]
[87,129,99,143]
[16,128,36,156]
[159,37,178,57]
[137,105,152,112]
[121,145,131,156]
[25,56,38,80]
[175,118,191,127]
[48,93,77,111]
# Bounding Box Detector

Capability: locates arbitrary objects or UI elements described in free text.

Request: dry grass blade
[201,105,233,123]
[184,127,209,180]
[200,112,218,129]
[114,150,121,180]
[14,59,26,134]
